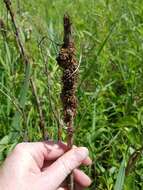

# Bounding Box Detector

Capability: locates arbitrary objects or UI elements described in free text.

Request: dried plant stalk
[4,0,47,140]
[30,78,46,139]
[4,0,28,65]
[125,147,143,176]
[57,14,78,190]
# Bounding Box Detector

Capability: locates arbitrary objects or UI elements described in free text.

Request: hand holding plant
[0,141,92,190]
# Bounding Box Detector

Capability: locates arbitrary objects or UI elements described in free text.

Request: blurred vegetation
[0,0,143,189]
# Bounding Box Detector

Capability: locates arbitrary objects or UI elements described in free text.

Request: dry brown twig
[125,146,143,176]
[4,0,28,65]
[3,0,47,140]
[30,78,47,139]
[38,39,64,140]
[57,14,78,190]
[44,55,63,140]
[30,77,47,140]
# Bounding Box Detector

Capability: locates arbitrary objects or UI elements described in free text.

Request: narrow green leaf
[0,135,10,145]
[114,158,126,190]
[12,63,31,130]
[0,135,10,152]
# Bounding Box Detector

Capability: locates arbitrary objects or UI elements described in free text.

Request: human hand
[0,141,92,190]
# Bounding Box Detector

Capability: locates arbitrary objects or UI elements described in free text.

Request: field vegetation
[0,0,143,189]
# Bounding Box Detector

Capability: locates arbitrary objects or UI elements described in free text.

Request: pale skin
[0,141,92,190]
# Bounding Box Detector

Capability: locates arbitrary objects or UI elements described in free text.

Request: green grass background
[0,0,143,189]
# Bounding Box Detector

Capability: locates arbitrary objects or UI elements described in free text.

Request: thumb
[40,147,88,190]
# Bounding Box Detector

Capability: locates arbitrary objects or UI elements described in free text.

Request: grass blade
[80,16,122,86]
[114,158,126,190]
[11,63,31,130]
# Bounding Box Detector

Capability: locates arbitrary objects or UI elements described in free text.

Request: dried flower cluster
[57,14,78,148]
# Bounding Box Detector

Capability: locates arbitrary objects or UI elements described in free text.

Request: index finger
[9,141,68,169]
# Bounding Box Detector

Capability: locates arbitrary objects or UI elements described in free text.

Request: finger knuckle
[14,143,26,154]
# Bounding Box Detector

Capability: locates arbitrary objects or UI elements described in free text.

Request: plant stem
[38,42,63,140]
[3,0,47,140]
[4,0,28,65]
[57,14,78,190]
[30,78,46,140]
